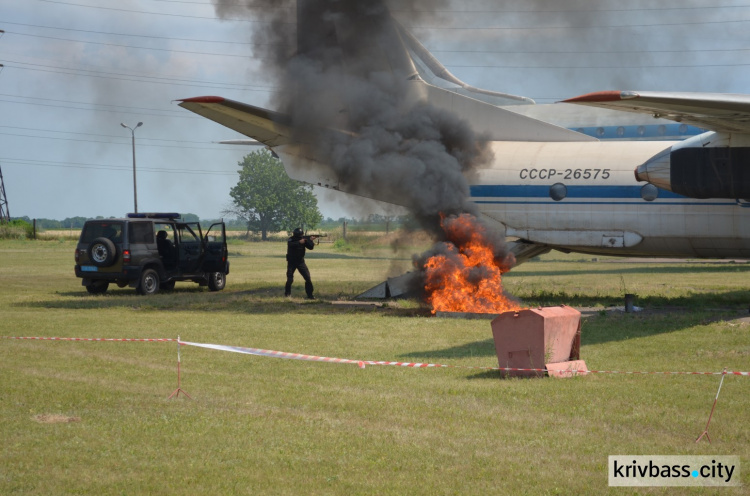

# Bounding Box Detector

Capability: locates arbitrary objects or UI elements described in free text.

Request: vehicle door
[153,222,177,270]
[176,223,203,274]
[201,222,228,273]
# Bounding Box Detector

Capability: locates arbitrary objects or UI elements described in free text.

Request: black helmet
[293,227,304,237]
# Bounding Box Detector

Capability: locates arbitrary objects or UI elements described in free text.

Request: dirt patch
[32,414,81,424]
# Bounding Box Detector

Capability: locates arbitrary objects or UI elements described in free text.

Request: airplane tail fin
[393,20,535,107]
[292,1,592,143]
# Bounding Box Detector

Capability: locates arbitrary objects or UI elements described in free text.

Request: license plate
[81,266,98,272]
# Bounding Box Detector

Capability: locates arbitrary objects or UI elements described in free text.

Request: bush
[0,220,34,240]
[332,238,355,252]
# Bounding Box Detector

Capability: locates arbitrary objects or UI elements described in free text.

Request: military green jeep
[74,213,229,295]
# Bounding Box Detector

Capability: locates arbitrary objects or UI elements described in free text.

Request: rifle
[303,233,328,241]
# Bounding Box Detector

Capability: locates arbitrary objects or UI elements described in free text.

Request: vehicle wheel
[88,237,117,267]
[136,269,160,295]
[85,280,109,294]
[208,272,226,291]
[161,280,176,291]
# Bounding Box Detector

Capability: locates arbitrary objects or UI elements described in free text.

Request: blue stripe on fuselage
[469,184,737,206]
[569,123,704,140]
[470,184,683,199]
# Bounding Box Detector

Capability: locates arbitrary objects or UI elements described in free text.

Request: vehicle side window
[153,223,175,241]
[205,223,225,243]
[81,222,124,243]
[178,225,199,244]
[129,222,154,244]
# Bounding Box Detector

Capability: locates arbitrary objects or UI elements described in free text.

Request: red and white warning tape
[2,336,176,342]
[3,336,748,376]
[177,340,750,376]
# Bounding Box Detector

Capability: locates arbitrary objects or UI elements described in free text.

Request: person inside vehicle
[156,230,175,266]
[102,225,120,242]
[285,227,315,299]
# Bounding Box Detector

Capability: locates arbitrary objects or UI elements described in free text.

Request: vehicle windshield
[80,222,124,243]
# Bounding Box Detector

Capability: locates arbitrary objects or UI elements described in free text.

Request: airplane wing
[562,91,750,134]
[177,96,292,147]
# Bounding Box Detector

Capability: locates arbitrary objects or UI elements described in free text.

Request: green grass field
[1,237,748,495]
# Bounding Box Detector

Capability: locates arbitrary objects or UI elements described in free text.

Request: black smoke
[212,0,510,296]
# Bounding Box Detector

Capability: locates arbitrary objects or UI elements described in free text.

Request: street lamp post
[121,122,143,213]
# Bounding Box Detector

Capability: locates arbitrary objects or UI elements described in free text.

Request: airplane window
[658,125,666,135]
[549,183,567,201]
[637,126,645,136]
[641,184,659,201]
[596,127,605,136]
[679,124,688,134]
[616,126,625,137]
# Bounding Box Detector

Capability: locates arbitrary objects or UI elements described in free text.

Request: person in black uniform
[285,227,316,299]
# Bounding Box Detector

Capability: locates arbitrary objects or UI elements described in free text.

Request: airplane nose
[635,147,672,191]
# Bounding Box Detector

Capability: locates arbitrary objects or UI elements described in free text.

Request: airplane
[178,6,750,265]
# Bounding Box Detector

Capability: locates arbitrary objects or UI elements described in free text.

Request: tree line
[10,150,414,237]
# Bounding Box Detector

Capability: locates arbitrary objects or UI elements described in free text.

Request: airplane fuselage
[473,140,750,259]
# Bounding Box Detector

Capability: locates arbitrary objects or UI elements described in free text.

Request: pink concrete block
[491,305,582,377]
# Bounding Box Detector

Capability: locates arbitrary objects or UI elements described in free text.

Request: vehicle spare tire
[88,237,117,267]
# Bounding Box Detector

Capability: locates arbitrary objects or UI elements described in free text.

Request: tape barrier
[178,340,750,376]
[3,336,748,376]
[2,336,176,342]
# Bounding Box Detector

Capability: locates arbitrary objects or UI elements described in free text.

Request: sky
[1,0,749,221]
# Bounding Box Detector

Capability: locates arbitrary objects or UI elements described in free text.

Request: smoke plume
[212,0,509,295]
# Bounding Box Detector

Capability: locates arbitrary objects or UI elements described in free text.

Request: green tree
[181,213,200,223]
[225,150,322,240]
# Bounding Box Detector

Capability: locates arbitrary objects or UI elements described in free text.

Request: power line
[1,157,239,176]
[398,3,750,14]
[2,59,274,92]
[34,0,750,29]
[428,47,750,55]
[38,0,295,23]
[406,18,750,31]
[10,27,750,58]
[5,30,266,60]
[0,124,219,144]
[444,62,750,69]
[0,93,189,116]
[0,131,245,151]
[1,21,286,46]
[153,0,750,14]
[0,96,201,120]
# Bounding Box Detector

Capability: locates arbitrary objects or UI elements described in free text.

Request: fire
[423,214,521,314]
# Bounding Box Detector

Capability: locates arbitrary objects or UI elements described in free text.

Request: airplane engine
[635,131,750,199]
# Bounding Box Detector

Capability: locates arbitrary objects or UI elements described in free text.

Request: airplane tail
[180,1,592,150]
[292,0,592,143]
[392,20,535,107]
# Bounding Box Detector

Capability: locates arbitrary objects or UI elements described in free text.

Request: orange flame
[423,214,521,314]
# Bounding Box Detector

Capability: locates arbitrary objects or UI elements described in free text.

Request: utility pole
[0,163,10,223]
[121,122,143,214]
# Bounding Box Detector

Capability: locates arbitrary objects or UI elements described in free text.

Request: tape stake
[696,368,728,443]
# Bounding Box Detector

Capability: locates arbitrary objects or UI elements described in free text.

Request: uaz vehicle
[74,213,229,295]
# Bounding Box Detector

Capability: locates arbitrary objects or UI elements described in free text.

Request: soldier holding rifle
[284,227,324,299]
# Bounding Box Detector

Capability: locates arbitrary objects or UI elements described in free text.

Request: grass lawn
[1,237,748,495]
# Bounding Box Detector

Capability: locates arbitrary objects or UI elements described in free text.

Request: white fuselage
[473,140,750,258]
[277,102,750,259]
